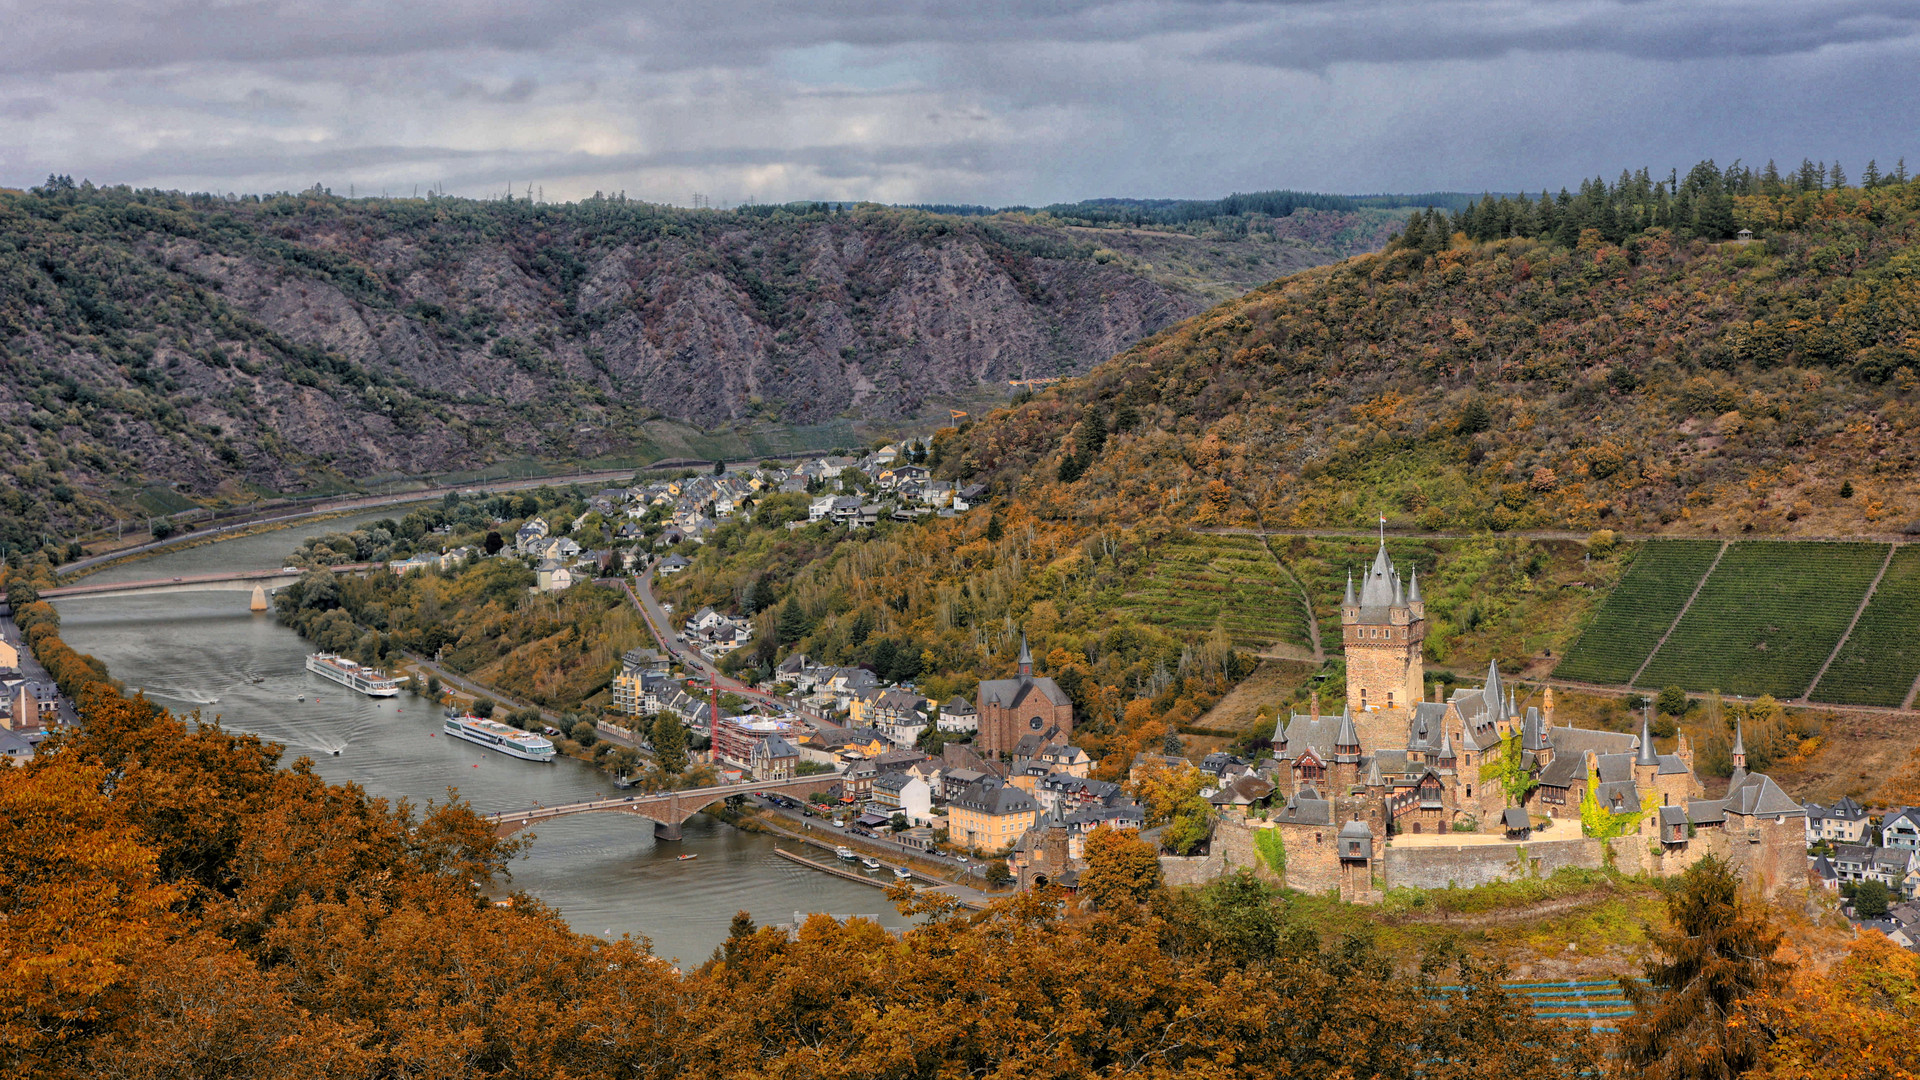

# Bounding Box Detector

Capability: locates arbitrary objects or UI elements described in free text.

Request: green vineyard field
[1636,542,1889,699]
[1118,534,1307,650]
[1807,546,1920,707]
[1553,540,1724,685]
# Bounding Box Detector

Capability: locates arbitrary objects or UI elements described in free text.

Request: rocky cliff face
[0,190,1394,545]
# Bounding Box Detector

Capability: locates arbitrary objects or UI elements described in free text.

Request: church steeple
[1017,633,1033,679]
[1730,717,1747,771]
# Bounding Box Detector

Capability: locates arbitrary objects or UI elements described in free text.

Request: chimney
[1310,691,1320,722]
[1542,687,1555,732]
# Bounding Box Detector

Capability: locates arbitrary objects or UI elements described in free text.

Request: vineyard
[1553,540,1724,685]
[1807,546,1920,708]
[1116,534,1308,650]
[1636,542,1890,699]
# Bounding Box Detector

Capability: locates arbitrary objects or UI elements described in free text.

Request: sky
[2,0,1917,207]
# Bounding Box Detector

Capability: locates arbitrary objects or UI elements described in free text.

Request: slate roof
[754,734,799,759]
[1502,807,1531,830]
[978,673,1072,711]
[1063,804,1145,831]
[950,778,1037,816]
[1274,707,1352,761]
[1270,792,1334,826]
[1689,770,1804,824]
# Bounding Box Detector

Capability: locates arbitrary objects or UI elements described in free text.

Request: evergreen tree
[1831,161,1848,188]
[776,601,809,644]
[1862,159,1882,188]
[1620,856,1789,1079]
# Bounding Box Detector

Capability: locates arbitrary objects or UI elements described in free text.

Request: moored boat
[835,846,856,860]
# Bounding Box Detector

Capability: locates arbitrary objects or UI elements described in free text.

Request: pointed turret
[1407,567,1422,604]
[1731,717,1747,771]
[1482,659,1503,720]
[1334,708,1362,761]
[1364,757,1384,789]
[1017,633,1032,679]
[1635,706,1659,766]
[1344,570,1357,607]
[1358,538,1396,607]
[1438,728,1456,767]
[1392,568,1405,606]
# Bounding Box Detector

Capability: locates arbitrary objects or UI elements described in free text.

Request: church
[975,635,1074,757]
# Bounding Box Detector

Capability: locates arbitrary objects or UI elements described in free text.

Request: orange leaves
[0,757,178,1066]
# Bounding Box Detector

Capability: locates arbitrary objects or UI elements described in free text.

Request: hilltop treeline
[1423,157,1914,248]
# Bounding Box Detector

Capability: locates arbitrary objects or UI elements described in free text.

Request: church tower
[1342,527,1426,751]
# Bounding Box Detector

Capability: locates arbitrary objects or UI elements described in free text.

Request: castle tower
[1332,710,1363,790]
[1342,526,1426,751]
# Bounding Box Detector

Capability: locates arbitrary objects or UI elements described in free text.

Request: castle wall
[1157,852,1224,887]
[1381,836,1606,891]
[1640,816,1808,899]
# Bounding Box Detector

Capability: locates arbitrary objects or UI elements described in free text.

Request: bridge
[483,773,845,841]
[41,564,380,609]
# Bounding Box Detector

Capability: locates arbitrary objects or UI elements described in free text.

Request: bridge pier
[653,819,683,841]
[250,585,270,612]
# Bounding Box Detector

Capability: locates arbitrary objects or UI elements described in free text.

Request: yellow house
[0,637,17,670]
[947,777,1037,853]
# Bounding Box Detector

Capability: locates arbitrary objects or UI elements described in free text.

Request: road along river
[53,510,911,964]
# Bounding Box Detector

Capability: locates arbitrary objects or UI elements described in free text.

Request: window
[1387,692,1394,709]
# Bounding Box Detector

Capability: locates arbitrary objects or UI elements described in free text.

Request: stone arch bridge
[484,773,846,841]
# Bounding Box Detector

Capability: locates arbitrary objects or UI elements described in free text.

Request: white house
[535,560,573,592]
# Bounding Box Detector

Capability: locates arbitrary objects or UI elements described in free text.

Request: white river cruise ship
[443,714,556,762]
[305,653,401,697]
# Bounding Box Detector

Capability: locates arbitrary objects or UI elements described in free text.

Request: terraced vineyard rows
[1636,542,1889,699]
[1118,534,1308,650]
[1553,540,1723,685]
[1808,546,1920,707]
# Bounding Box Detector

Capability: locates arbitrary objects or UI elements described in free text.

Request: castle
[1221,537,1807,900]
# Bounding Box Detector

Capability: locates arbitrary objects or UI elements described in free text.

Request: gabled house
[1881,807,1920,850]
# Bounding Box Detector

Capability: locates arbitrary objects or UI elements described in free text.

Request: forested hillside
[665,163,1920,771]
[0,182,1398,555]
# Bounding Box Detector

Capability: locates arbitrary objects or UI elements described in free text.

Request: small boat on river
[677,853,699,862]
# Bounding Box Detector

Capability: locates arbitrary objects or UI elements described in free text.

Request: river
[54,510,912,964]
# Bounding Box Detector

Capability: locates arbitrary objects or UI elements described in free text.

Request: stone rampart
[1381,836,1606,891]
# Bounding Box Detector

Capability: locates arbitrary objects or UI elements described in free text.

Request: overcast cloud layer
[2,0,1917,205]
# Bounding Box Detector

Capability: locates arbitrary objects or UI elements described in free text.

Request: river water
[55,511,911,964]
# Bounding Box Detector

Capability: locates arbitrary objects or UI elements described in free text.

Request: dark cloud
[1,0,1916,204]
